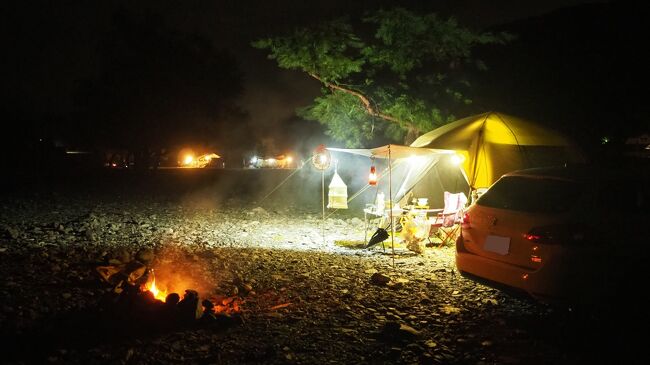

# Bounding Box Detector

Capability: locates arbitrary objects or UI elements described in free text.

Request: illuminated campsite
[2,1,648,364]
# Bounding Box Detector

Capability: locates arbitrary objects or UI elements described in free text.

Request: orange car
[456,163,650,307]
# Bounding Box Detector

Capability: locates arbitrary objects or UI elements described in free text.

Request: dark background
[2,0,646,176]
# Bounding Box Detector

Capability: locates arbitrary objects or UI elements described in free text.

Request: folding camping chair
[428,191,468,246]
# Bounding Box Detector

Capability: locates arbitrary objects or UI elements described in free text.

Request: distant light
[601,136,610,145]
[267,158,276,164]
[183,155,194,165]
[66,150,91,155]
[450,153,465,165]
[286,156,293,163]
[251,156,258,164]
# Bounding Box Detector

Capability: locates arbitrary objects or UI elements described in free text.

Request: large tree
[254,8,512,147]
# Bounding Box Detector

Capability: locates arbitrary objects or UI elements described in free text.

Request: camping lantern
[312,144,331,170]
[368,165,377,186]
[327,170,348,209]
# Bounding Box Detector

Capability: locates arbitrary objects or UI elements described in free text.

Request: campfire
[95,247,242,329]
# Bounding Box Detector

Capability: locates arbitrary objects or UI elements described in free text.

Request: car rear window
[477,176,585,213]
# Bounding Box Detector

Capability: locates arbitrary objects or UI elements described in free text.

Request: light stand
[312,145,331,245]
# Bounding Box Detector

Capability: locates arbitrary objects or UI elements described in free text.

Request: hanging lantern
[327,170,348,209]
[368,165,377,186]
[312,144,331,170]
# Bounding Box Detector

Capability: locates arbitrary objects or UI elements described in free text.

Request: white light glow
[450,153,464,165]
[251,156,258,164]
[408,155,424,166]
[319,154,328,164]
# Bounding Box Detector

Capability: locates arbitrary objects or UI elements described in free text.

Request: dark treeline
[4,6,252,173]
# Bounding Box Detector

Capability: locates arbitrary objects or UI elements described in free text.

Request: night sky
[5,0,643,166]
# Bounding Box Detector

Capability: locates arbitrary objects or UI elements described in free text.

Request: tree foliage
[254,8,512,147]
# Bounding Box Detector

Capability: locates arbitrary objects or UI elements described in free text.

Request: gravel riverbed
[0,171,643,364]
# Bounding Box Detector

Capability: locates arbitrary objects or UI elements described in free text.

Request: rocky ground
[0,170,645,364]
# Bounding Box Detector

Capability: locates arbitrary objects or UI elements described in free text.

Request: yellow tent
[410,112,586,190]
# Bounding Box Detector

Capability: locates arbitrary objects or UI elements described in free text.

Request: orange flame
[145,273,167,301]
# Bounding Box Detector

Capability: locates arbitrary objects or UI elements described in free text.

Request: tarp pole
[389,145,394,267]
[457,163,472,204]
[321,169,325,244]
[469,117,488,195]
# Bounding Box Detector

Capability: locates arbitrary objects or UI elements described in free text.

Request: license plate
[484,235,510,255]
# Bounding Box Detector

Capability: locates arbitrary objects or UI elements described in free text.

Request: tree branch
[308,73,406,127]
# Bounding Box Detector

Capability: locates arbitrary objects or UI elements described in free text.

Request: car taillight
[525,224,584,245]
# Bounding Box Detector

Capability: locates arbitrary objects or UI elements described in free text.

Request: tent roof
[410,111,574,150]
[328,144,452,159]
[409,111,585,189]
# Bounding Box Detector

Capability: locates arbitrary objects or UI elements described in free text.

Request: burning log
[124,261,148,285]
[177,289,201,324]
[200,299,216,324]
[96,265,122,284]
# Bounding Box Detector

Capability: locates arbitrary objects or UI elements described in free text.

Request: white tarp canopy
[327,144,463,207]
[328,144,452,159]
